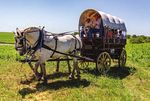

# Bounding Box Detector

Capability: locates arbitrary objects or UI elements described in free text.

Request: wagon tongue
[81,56,94,62]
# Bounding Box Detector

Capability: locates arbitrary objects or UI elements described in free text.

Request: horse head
[14,27,43,56]
[14,28,27,56]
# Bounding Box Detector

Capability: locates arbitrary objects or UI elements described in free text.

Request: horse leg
[41,63,47,84]
[69,66,75,79]
[74,57,80,80]
[74,51,80,79]
[37,64,43,81]
[69,55,77,79]
[66,56,71,74]
[56,59,60,72]
[28,61,43,81]
[34,61,42,80]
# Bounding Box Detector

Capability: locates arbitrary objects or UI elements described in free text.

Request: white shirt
[122,31,126,39]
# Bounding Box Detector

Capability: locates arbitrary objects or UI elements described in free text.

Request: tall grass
[126,42,150,67]
[0,32,14,44]
[0,43,149,100]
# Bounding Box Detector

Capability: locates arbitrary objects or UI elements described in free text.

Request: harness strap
[74,36,77,50]
[31,29,44,54]
[50,36,58,58]
[24,29,82,60]
[71,35,81,51]
[76,37,81,50]
[41,43,94,61]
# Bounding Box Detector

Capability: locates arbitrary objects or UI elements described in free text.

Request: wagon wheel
[79,60,89,69]
[118,49,127,68]
[96,52,111,74]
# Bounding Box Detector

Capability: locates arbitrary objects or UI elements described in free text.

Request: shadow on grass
[19,79,90,98]
[36,79,90,90]
[80,67,100,76]
[81,66,136,79]
[46,72,69,79]
[18,88,36,98]
[107,66,136,79]
[20,72,69,85]
[20,75,36,85]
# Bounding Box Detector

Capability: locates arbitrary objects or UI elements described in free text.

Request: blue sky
[0,0,150,35]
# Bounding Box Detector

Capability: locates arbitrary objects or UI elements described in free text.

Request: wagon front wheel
[118,49,127,68]
[96,52,111,74]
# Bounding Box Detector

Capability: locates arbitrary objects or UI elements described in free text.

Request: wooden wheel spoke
[119,49,127,67]
[96,52,111,74]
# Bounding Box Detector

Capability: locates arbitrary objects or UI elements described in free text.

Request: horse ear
[12,31,17,37]
[42,26,45,30]
[16,28,21,36]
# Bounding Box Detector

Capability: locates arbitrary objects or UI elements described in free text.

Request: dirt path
[0,43,14,46]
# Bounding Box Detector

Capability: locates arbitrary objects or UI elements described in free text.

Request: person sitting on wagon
[84,18,93,39]
[119,30,123,39]
[92,15,104,37]
[107,28,113,43]
[113,29,118,43]
[122,31,126,44]
[116,29,121,43]
[80,26,86,38]
[92,15,100,37]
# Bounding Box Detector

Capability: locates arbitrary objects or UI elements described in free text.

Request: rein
[30,29,44,54]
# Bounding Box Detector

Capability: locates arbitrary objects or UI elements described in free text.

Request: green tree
[127,34,131,39]
[74,32,79,35]
[132,34,137,38]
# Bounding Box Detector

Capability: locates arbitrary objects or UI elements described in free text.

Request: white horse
[14,27,82,84]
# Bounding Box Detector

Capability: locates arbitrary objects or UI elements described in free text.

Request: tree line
[74,32,150,44]
[127,34,150,44]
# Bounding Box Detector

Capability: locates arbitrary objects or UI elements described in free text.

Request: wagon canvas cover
[79,9,127,31]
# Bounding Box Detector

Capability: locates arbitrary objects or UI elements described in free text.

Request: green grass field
[0,41,150,100]
[0,32,14,44]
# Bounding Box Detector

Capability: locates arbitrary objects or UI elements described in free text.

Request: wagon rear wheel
[96,52,111,74]
[118,49,127,67]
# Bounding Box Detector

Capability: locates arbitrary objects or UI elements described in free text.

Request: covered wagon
[78,9,127,73]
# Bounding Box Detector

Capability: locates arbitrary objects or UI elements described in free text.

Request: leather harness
[27,29,81,58]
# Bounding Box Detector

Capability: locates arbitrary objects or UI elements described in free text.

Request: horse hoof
[37,73,42,81]
[55,69,59,73]
[37,77,42,81]
[69,75,74,80]
[41,79,47,85]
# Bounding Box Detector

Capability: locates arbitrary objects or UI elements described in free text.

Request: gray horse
[14,27,82,84]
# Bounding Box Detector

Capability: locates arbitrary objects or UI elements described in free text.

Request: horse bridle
[15,27,46,56]
[15,31,31,56]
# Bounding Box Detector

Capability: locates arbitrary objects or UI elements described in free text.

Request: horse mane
[23,27,40,34]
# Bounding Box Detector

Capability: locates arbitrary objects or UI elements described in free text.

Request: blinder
[14,34,28,56]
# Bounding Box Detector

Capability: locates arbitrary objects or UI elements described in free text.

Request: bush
[130,37,143,44]
[129,35,150,44]
[126,35,131,39]
[145,37,150,42]
[132,34,137,38]
[74,32,79,35]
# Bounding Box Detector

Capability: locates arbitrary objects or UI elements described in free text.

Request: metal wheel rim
[97,52,111,74]
[119,49,127,67]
